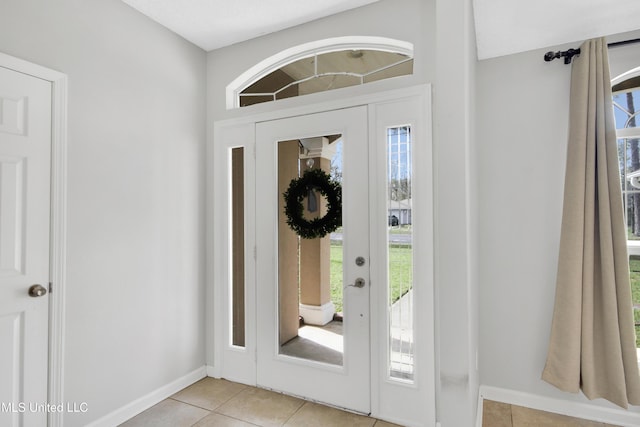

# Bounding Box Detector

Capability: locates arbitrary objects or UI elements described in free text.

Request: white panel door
[0,66,52,427]
[255,106,370,413]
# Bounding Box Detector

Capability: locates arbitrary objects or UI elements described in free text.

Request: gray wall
[0,0,207,425]
[477,42,569,397]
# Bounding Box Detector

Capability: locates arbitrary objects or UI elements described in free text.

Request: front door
[0,66,52,426]
[213,90,435,425]
[255,106,370,413]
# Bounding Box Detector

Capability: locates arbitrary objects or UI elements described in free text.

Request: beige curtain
[542,38,640,409]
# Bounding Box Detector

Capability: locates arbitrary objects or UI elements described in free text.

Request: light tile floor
[120,378,401,427]
[482,399,622,427]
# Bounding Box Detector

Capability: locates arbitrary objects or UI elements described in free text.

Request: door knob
[349,277,366,288]
[28,284,47,297]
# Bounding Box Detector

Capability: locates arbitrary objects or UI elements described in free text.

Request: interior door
[0,66,52,427]
[255,106,370,413]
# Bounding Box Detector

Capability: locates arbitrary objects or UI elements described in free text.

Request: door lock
[349,277,366,288]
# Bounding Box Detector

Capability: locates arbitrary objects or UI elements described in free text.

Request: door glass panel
[231,147,245,347]
[277,136,344,366]
[387,125,415,381]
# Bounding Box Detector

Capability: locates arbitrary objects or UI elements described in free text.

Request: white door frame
[209,84,434,426]
[0,52,68,427]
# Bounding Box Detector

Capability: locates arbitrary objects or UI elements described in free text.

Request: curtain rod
[544,38,640,64]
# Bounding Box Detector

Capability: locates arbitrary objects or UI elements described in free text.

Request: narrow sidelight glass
[387,126,415,381]
[231,147,245,347]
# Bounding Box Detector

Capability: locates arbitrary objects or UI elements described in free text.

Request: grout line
[509,403,514,427]
[168,397,214,413]
[212,382,251,409]
[189,410,210,427]
[210,389,263,427]
[155,399,211,427]
[169,379,252,417]
[168,395,263,427]
[281,400,309,426]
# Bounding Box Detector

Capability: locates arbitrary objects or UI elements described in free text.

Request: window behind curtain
[613,78,640,347]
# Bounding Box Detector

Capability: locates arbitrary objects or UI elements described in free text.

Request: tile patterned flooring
[119,377,401,427]
[482,400,622,427]
[120,380,624,427]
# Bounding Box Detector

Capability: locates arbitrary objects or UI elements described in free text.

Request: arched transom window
[227,37,414,109]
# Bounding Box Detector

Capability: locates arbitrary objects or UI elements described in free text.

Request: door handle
[28,284,47,297]
[349,277,367,288]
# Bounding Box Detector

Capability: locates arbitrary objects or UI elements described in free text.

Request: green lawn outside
[388,225,412,235]
[330,245,344,312]
[330,243,412,313]
[388,245,413,304]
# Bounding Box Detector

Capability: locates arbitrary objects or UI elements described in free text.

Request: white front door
[0,66,52,427]
[255,106,370,413]
[213,89,435,425]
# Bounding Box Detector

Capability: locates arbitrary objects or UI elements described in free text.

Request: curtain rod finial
[544,48,581,64]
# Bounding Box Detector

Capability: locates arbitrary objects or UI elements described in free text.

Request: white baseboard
[85,366,207,427]
[477,385,640,427]
[206,365,218,378]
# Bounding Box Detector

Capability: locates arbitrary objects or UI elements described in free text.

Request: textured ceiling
[121,0,382,52]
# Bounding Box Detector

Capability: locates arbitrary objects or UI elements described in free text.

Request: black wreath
[283,168,342,239]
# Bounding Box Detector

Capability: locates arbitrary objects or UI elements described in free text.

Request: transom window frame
[225,36,414,110]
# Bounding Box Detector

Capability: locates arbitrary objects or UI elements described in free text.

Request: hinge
[253,246,257,261]
[49,282,53,293]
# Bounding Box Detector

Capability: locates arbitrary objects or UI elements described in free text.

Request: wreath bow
[283,168,342,239]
